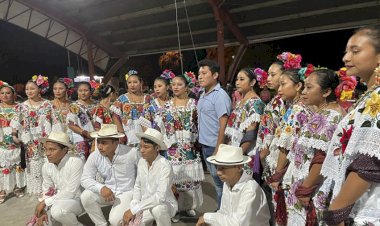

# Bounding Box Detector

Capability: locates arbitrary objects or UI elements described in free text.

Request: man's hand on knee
[100,186,115,202]
[122,209,134,226]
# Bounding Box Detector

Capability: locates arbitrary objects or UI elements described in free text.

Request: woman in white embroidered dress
[225,68,265,175]
[267,69,313,226]
[320,26,380,225]
[111,70,151,146]
[140,70,173,131]
[67,81,96,159]
[285,68,345,225]
[156,74,204,220]
[0,81,25,203]
[11,75,53,195]
[50,78,73,132]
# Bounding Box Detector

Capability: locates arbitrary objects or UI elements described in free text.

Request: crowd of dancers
[0,25,379,226]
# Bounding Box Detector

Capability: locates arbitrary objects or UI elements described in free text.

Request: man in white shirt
[196,144,270,226]
[122,128,178,226]
[34,131,84,226]
[80,124,139,226]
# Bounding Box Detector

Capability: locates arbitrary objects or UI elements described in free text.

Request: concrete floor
[0,174,217,226]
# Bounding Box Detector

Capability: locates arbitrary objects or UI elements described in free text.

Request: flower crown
[32,74,49,94]
[335,67,357,101]
[253,68,268,88]
[0,80,15,92]
[183,71,197,88]
[276,52,302,69]
[160,69,175,82]
[58,78,75,96]
[125,70,138,81]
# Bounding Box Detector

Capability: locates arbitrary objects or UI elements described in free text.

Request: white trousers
[81,189,133,226]
[45,198,84,226]
[140,204,172,226]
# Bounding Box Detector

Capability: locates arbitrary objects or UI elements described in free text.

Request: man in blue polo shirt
[197,59,231,209]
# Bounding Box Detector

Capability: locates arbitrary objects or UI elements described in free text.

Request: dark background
[0,20,353,86]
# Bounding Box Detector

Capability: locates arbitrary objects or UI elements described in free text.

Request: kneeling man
[81,124,139,226]
[196,144,270,226]
[122,128,178,226]
[35,131,84,226]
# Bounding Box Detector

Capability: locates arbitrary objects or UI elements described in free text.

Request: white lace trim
[171,160,204,184]
[266,137,280,172]
[177,185,203,211]
[0,147,21,167]
[275,133,296,151]
[109,105,122,116]
[26,157,45,195]
[345,127,380,159]
[0,168,26,191]
[298,136,329,153]
[139,116,152,129]
[238,113,261,132]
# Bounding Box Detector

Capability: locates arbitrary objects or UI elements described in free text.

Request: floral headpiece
[125,69,138,81]
[253,68,268,88]
[32,74,49,95]
[335,67,357,101]
[276,52,302,69]
[89,80,101,97]
[183,71,197,88]
[0,80,15,92]
[58,78,75,96]
[160,69,175,82]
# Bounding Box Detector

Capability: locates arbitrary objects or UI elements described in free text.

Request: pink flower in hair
[277,52,302,69]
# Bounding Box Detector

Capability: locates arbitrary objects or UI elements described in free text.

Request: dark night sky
[0,20,354,85]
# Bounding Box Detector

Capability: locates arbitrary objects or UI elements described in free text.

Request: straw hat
[136,128,167,150]
[90,124,125,139]
[207,144,251,166]
[40,131,74,148]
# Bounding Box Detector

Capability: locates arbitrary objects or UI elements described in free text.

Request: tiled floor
[0,174,217,225]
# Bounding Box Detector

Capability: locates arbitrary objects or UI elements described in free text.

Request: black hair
[55,78,69,90]
[355,25,380,53]
[141,137,159,148]
[282,69,304,85]
[271,60,285,71]
[312,69,340,102]
[76,81,91,90]
[198,59,220,74]
[127,74,143,82]
[99,84,115,99]
[154,77,170,86]
[239,68,261,94]
[26,79,40,89]
[174,75,189,87]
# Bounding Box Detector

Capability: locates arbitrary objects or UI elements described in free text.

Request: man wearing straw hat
[196,144,270,226]
[80,124,139,226]
[33,131,84,226]
[121,128,178,226]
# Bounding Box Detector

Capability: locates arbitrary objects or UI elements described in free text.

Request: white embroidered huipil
[130,155,178,216]
[42,153,84,206]
[81,145,139,196]
[203,172,270,226]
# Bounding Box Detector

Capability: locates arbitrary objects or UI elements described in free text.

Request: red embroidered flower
[2,168,10,175]
[228,113,236,127]
[340,125,353,154]
[30,111,36,117]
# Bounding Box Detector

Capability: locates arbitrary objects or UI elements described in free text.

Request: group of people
[0,25,379,226]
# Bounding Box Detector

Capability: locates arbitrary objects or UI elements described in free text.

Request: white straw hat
[136,128,167,150]
[40,131,74,148]
[207,144,251,166]
[90,124,125,139]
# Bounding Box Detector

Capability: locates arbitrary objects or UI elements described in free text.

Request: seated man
[196,144,270,226]
[122,128,178,226]
[35,131,84,226]
[81,124,139,226]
